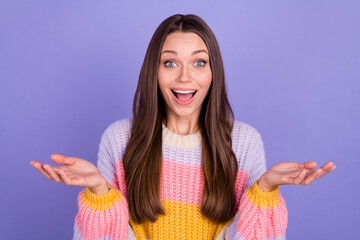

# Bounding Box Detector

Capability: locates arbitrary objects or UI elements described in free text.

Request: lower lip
[172,92,196,105]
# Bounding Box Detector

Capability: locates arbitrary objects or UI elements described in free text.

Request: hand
[257,161,337,192]
[30,154,109,195]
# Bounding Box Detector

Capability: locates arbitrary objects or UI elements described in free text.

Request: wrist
[257,177,278,192]
[89,180,110,195]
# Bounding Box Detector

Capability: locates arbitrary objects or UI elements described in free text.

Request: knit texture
[73,118,288,240]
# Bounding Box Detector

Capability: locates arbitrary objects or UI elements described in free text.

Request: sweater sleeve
[72,121,131,240]
[225,128,288,240]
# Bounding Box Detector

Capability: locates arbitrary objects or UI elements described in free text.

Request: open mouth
[171,89,197,104]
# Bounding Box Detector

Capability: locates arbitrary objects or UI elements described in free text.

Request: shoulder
[231,120,264,167]
[99,118,133,156]
[102,118,133,138]
[231,120,263,145]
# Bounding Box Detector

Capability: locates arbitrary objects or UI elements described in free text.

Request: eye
[194,60,206,67]
[164,61,177,68]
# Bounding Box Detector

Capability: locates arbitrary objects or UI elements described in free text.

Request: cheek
[158,71,169,92]
[158,72,174,105]
[196,70,212,88]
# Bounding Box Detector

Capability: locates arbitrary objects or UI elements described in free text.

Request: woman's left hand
[257,161,337,192]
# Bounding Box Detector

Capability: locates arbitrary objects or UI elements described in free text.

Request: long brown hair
[123,14,238,224]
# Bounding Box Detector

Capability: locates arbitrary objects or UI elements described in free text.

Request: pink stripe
[75,194,129,240]
[161,159,249,206]
[160,159,203,205]
[113,159,249,208]
[236,192,288,239]
[234,170,248,210]
[112,161,128,199]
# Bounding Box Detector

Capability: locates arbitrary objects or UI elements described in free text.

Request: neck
[164,113,200,135]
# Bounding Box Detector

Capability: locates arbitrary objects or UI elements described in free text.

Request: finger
[43,164,64,183]
[313,162,333,179]
[31,162,52,179]
[296,170,309,184]
[58,170,73,185]
[30,161,52,179]
[317,164,337,179]
[50,154,76,165]
[289,168,310,177]
[51,165,67,173]
[302,168,322,185]
[53,168,82,185]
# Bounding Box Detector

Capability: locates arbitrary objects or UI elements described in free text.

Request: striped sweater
[73,118,288,240]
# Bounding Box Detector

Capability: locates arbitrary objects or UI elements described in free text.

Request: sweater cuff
[80,185,124,211]
[246,180,280,208]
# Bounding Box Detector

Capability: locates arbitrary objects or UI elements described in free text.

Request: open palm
[30,154,107,190]
[258,161,337,191]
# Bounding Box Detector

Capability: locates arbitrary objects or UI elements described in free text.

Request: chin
[171,105,201,118]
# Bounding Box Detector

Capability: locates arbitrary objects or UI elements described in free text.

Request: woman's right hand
[30,154,110,195]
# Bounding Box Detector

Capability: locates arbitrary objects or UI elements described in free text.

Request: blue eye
[195,60,206,67]
[165,61,177,67]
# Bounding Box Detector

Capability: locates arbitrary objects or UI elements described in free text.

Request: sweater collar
[162,123,202,149]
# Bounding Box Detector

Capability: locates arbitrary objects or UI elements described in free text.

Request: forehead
[161,32,208,53]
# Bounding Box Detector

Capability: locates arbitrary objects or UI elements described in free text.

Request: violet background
[1,0,359,239]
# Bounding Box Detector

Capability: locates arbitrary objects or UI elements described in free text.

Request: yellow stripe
[80,185,123,211]
[246,180,279,208]
[130,200,233,240]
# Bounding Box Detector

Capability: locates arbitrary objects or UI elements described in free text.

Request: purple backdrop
[1,1,359,239]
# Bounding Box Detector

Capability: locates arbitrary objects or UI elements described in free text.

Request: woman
[30,14,336,240]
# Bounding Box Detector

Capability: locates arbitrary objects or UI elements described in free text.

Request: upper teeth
[173,90,196,94]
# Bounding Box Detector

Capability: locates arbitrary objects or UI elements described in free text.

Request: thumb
[51,154,76,165]
[298,161,317,170]
[304,161,317,169]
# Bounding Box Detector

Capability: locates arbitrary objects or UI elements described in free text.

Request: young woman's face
[158,31,212,121]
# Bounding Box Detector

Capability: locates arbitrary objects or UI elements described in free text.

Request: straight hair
[123,14,238,224]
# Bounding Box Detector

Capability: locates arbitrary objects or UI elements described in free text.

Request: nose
[177,64,192,83]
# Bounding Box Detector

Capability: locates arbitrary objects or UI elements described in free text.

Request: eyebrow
[161,49,209,56]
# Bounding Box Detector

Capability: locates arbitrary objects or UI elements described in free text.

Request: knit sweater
[73,118,288,240]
